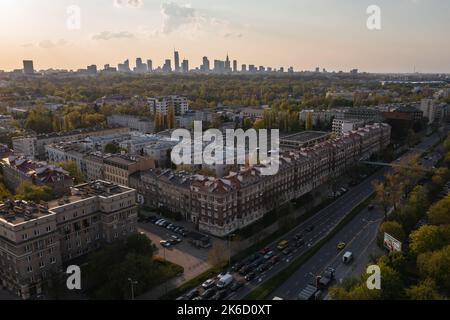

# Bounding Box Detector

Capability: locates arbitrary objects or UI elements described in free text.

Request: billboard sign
[384,232,402,252]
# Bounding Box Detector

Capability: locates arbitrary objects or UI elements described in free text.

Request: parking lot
[138,217,213,281]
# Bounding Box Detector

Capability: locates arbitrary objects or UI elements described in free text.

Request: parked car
[201,278,216,290]
[216,274,233,289]
[259,247,271,255]
[155,219,164,225]
[283,247,293,255]
[238,265,251,276]
[305,225,315,233]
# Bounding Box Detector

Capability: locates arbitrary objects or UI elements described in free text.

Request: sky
[0,0,449,73]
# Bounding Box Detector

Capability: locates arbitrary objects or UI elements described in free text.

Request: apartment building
[1,156,74,196]
[132,123,391,237]
[12,126,129,159]
[103,155,155,187]
[148,96,189,116]
[332,119,365,137]
[107,114,155,134]
[0,181,137,299]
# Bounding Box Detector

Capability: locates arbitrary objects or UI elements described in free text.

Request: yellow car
[337,242,346,250]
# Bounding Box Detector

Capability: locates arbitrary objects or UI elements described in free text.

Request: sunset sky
[0,0,449,73]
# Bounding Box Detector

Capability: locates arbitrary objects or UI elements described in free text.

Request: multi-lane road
[227,131,442,300]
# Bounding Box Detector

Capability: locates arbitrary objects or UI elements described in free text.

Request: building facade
[0,181,137,299]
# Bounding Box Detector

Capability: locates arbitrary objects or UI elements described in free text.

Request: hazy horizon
[1,0,450,73]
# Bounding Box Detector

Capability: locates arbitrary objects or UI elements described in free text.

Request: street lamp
[128,278,138,300]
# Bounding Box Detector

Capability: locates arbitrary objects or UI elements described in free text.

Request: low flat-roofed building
[280,131,331,149]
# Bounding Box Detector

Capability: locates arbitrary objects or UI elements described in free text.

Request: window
[50,257,56,264]
[22,233,28,240]
[27,266,33,273]
[39,261,45,268]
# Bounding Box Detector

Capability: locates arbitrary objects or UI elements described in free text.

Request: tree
[253,118,265,130]
[104,142,121,154]
[57,160,84,184]
[378,221,405,247]
[305,112,313,130]
[427,195,450,226]
[417,245,450,291]
[406,278,443,300]
[25,105,54,133]
[15,181,53,202]
[409,225,449,256]
[167,106,176,129]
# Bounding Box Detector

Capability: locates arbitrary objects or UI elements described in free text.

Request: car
[295,239,305,247]
[231,262,245,272]
[256,262,270,273]
[340,187,348,193]
[245,272,256,281]
[166,223,174,230]
[160,240,171,248]
[170,235,182,243]
[230,281,244,292]
[201,288,217,299]
[259,247,271,255]
[294,233,304,240]
[201,278,216,290]
[282,248,293,255]
[368,204,375,211]
[342,251,353,264]
[173,227,180,233]
[238,265,251,276]
[270,255,281,265]
[263,251,274,260]
[337,242,346,250]
[155,219,164,225]
[277,240,289,251]
[161,221,170,227]
[185,289,199,300]
[305,225,315,233]
[192,296,203,301]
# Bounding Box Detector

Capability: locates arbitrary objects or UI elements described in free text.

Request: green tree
[378,221,406,247]
[417,245,450,291]
[427,195,450,226]
[406,278,443,300]
[15,181,53,202]
[409,225,449,256]
[57,160,84,184]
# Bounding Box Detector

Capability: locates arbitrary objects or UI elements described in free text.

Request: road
[269,133,443,300]
[227,131,442,300]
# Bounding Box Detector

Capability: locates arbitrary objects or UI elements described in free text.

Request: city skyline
[1,0,450,73]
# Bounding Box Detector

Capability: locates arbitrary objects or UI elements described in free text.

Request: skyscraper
[163,59,172,73]
[23,60,34,75]
[174,51,180,72]
[181,60,189,73]
[241,64,247,72]
[225,54,231,72]
[233,60,238,72]
[201,56,210,72]
[147,60,153,72]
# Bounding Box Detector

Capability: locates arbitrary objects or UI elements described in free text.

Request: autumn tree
[428,195,450,225]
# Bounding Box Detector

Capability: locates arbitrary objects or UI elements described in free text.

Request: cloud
[91,31,135,40]
[223,32,243,39]
[113,0,143,8]
[160,2,198,34]
[38,39,67,49]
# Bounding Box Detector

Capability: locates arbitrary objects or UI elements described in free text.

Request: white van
[342,251,353,264]
[217,274,233,289]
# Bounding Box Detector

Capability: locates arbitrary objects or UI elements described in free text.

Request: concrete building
[420,99,449,124]
[332,119,366,137]
[107,114,154,134]
[0,181,137,299]
[148,96,189,116]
